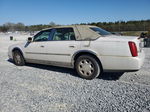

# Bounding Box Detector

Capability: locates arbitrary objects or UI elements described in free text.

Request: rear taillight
[128,41,138,57]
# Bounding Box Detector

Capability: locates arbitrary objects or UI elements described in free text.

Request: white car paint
[8,25,145,72]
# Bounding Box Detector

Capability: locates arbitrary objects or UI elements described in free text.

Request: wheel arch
[72,50,103,70]
[12,47,24,58]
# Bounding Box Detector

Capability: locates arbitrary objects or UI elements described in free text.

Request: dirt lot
[0,33,150,112]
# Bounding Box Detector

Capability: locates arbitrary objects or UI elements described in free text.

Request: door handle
[40,45,44,48]
[69,45,75,48]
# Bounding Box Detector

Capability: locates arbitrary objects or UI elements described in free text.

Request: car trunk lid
[98,35,142,54]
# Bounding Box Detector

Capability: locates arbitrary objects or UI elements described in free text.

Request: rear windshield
[90,27,111,36]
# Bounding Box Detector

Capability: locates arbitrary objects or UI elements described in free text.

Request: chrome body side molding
[26,59,73,68]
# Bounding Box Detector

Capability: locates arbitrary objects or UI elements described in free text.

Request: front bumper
[8,50,13,60]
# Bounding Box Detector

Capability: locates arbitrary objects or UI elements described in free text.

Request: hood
[8,42,27,51]
[9,42,26,47]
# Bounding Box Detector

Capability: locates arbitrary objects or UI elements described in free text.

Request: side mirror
[28,37,32,43]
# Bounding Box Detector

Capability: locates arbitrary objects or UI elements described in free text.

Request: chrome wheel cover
[78,59,94,76]
[14,53,21,64]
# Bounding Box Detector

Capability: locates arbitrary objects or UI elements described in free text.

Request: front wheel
[13,50,25,66]
[75,55,102,80]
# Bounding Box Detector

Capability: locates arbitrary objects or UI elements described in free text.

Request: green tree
[147,29,150,37]
[15,22,25,31]
[49,21,56,26]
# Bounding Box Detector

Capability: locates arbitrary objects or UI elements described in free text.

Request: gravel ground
[0,34,150,112]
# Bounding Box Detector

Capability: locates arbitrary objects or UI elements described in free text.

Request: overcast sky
[0,0,150,25]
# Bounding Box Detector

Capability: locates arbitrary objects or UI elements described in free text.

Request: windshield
[90,27,112,36]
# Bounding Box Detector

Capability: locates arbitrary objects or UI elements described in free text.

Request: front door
[24,29,52,61]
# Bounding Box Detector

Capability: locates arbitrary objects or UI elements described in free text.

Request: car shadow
[98,72,124,80]
[7,59,124,81]
[26,63,80,78]
[7,59,79,78]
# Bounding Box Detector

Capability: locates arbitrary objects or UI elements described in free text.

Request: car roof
[42,25,97,30]
[42,25,101,40]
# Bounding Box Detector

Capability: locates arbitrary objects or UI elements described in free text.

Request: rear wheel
[75,55,102,80]
[13,50,25,66]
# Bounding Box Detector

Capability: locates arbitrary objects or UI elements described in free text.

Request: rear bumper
[137,50,145,69]
[99,50,145,71]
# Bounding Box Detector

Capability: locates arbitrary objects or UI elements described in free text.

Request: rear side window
[52,28,75,41]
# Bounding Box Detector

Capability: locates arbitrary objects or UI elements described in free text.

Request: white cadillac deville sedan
[8,25,145,79]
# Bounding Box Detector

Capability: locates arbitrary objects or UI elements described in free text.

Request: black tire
[75,55,102,80]
[13,50,25,66]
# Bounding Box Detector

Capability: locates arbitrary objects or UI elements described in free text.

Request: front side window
[33,30,51,42]
[52,28,75,41]
[90,27,112,36]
